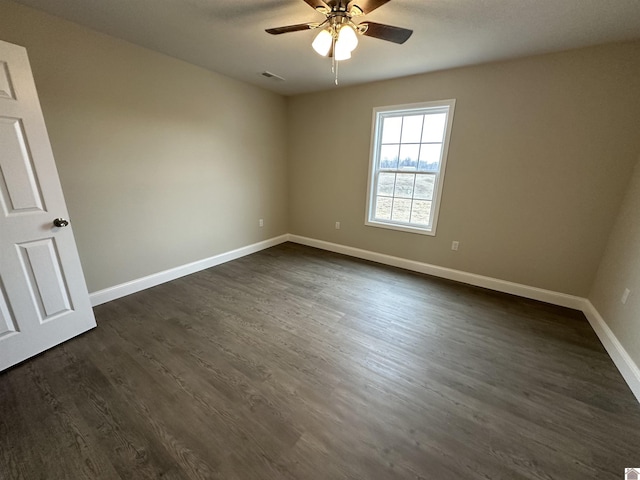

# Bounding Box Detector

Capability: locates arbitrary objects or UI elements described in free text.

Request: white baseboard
[89,234,289,306]
[288,235,585,310]
[581,300,640,403]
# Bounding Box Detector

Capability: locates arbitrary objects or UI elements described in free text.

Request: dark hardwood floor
[2,242,640,479]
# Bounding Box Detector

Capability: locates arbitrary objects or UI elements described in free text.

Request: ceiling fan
[266,0,413,63]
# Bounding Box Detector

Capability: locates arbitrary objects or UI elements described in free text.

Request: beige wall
[3,0,640,304]
[287,42,640,296]
[0,1,289,292]
[590,157,640,367]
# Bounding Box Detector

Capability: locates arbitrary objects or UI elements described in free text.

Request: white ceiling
[11,0,640,95]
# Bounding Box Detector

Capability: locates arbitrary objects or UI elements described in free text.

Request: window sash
[366,100,455,236]
[372,171,439,229]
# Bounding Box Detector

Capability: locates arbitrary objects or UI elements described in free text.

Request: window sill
[365,219,436,236]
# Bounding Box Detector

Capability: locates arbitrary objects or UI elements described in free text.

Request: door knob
[53,218,69,228]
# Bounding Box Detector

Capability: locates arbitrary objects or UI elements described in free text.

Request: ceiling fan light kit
[267,0,412,85]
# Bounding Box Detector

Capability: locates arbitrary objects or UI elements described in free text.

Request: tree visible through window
[366,100,455,235]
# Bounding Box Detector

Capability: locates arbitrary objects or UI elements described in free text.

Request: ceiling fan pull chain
[332,34,339,86]
[331,41,338,86]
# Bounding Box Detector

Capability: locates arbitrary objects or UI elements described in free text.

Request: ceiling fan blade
[266,23,316,35]
[359,21,413,44]
[348,0,390,14]
[302,0,330,11]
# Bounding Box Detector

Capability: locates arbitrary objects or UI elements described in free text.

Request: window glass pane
[400,115,423,143]
[379,144,399,169]
[414,175,435,200]
[418,143,442,171]
[375,196,392,220]
[398,144,419,170]
[394,173,415,199]
[410,200,432,225]
[391,198,412,222]
[377,172,395,196]
[422,113,447,143]
[381,116,402,144]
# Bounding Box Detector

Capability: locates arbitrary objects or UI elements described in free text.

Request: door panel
[0,116,45,213]
[0,284,17,337]
[18,238,72,320]
[0,39,96,371]
[0,61,15,100]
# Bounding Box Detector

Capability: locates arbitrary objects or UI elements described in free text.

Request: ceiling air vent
[261,71,285,81]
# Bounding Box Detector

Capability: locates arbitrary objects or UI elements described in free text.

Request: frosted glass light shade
[337,24,358,52]
[312,29,333,57]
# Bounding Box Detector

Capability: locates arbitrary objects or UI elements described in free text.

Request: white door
[0,40,96,371]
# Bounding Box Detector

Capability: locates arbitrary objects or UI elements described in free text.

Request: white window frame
[365,99,456,236]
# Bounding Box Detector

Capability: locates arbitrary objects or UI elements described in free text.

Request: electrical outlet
[451,241,459,251]
[259,219,264,227]
[622,288,631,304]
[335,221,341,230]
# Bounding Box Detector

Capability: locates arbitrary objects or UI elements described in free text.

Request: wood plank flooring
[2,242,640,479]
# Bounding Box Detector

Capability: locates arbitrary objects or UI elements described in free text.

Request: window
[365,100,455,236]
